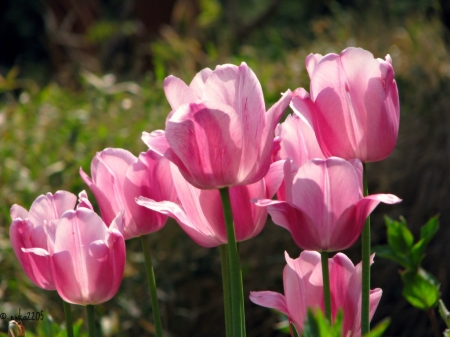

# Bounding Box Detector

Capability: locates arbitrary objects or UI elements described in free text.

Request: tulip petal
[305,53,323,78]
[164,75,198,111]
[166,101,243,188]
[249,291,288,316]
[189,67,213,98]
[10,204,28,219]
[122,150,175,238]
[29,191,77,227]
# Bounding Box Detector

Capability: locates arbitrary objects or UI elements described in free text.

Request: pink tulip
[250,251,382,336]
[137,160,286,247]
[143,62,292,189]
[273,111,326,201]
[80,148,176,240]
[24,207,125,305]
[9,190,78,290]
[254,157,401,251]
[294,47,399,162]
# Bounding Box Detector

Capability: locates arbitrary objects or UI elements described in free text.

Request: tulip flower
[250,251,382,337]
[137,160,286,247]
[80,148,176,240]
[254,157,401,252]
[9,190,78,290]
[294,47,399,162]
[143,62,292,189]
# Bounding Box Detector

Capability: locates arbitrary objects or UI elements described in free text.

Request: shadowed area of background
[1,0,450,336]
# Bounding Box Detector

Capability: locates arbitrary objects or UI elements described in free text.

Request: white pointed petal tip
[22,247,50,256]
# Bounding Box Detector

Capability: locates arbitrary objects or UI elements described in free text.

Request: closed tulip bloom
[80,148,176,240]
[250,251,382,336]
[24,208,126,305]
[143,62,292,189]
[9,190,78,290]
[254,157,401,251]
[295,47,399,162]
[137,160,286,247]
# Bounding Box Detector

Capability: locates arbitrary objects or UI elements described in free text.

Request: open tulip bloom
[254,157,401,252]
[80,147,176,240]
[292,47,400,163]
[250,251,382,336]
[142,62,292,190]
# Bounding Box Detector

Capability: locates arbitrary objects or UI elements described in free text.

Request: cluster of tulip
[9,47,401,337]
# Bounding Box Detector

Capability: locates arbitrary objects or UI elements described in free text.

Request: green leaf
[291,323,301,337]
[410,215,439,268]
[402,269,440,310]
[439,300,450,328]
[363,318,391,337]
[384,216,414,258]
[372,245,410,269]
[301,308,342,337]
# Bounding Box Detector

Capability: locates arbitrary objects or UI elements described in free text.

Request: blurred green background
[1,0,450,336]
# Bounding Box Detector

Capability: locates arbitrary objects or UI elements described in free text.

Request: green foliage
[373,215,439,270]
[301,309,342,337]
[439,300,450,328]
[362,319,391,337]
[374,216,441,311]
[401,269,440,310]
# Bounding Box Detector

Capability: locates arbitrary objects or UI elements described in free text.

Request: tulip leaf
[410,215,439,268]
[439,300,450,328]
[384,216,414,260]
[401,268,440,310]
[372,245,410,269]
[362,318,390,337]
[301,308,342,337]
[291,323,301,337]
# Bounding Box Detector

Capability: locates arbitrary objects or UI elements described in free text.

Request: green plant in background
[374,215,442,336]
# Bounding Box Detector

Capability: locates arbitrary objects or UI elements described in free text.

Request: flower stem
[86,305,96,337]
[320,251,332,322]
[220,245,232,337]
[220,187,245,337]
[63,300,74,337]
[140,234,164,337]
[361,163,370,334]
[428,308,441,337]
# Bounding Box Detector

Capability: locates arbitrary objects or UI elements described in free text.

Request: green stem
[86,305,96,337]
[220,187,245,337]
[140,235,164,337]
[236,242,246,335]
[63,301,74,337]
[220,245,232,337]
[361,163,370,334]
[321,251,332,322]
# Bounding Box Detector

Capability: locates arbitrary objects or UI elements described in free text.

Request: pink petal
[249,291,288,316]
[290,158,361,241]
[276,112,325,168]
[53,208,112,305]
[164,75,198,111]
[137,197,226,248]
[284,251,323,332]
[142,130,170,156]
[165,101,243,189]
[122,150,176,239]
[305,53,324,78]
[189,67,213,98]
[254,199,324,251]
[10,218,55,290]
[28,191,77,227]
[77,190,94,210]
[10,204,29,219]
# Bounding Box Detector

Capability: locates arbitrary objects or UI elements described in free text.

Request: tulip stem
[86,305,96,337]
[361,163,370,334]
[220,187,246,337]
[320,251,332,323]
[63,300,74,337]
[140,234,164,337]
[220,245,232,337]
